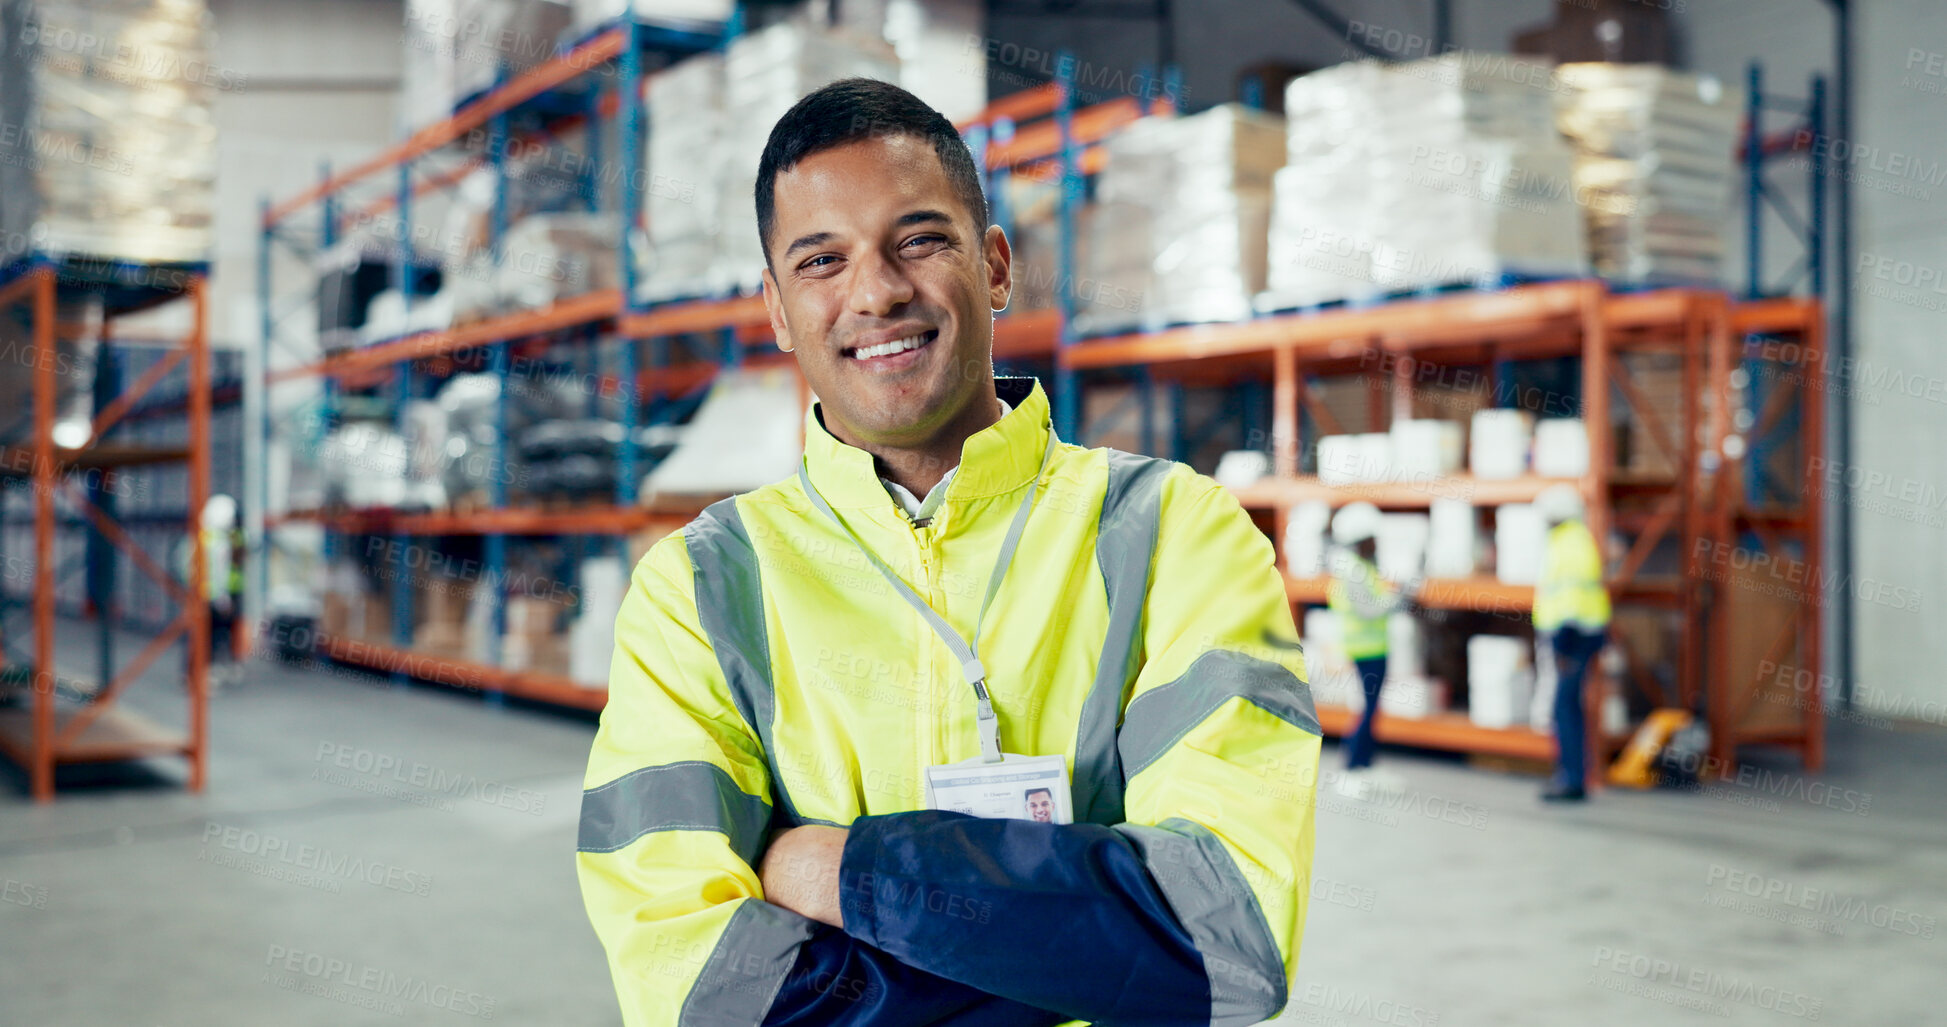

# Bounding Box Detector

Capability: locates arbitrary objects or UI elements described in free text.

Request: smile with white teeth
[850,331,933,360]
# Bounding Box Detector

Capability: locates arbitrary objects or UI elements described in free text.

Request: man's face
[761,134,1011,449]
[1027,791,1054,823]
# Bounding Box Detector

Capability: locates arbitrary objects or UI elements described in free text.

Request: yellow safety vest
[1534,519,1611,631]
[1326,552,1395,661]
[578,381,1319,1025]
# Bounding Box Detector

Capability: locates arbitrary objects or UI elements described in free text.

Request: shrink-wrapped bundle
[1556,63,1741,285]
[0,0,217,265]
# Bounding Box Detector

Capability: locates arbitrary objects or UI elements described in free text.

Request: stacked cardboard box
[1555,64,1742,285]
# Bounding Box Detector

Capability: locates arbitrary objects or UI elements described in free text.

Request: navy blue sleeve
[761,925,1068,1027]
[836,810,1212,1026]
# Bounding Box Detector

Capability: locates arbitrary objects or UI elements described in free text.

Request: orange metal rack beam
[264,27,627,227]
[0,269,210,801]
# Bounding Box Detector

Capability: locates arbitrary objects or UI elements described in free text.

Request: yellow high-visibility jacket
[1534,519,1611,633]
[579,379,1320,1026]
[1325,549,1400,662]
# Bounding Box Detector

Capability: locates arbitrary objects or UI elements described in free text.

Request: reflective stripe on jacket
[578,379,1320,1026]
[1534,519,1611,632]
[1324,549,1397,662]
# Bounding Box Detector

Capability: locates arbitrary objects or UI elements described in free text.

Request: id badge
[923,753,1073,824]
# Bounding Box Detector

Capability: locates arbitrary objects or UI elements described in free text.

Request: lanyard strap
[798,428,1057,763]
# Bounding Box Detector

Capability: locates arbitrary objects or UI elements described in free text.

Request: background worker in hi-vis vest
[577,79,1322,1026]
[1324,502,1417,802]
[1532,484,1612,803]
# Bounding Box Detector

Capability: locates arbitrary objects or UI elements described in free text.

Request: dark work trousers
[209,602,235,665]
[1549,625,1607,790]
[1345,656,1389,770]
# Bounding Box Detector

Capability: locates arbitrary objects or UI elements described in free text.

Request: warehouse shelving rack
[254,12,1147,709]
[1064,281,1826,772]
[257,15,735,709]
[0,260,212,801]
[255,21,1827,776]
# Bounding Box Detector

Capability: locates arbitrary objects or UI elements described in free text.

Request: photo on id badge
[923,753,1074,824]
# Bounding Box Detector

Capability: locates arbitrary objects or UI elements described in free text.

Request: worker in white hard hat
[1326,501,1418,800]
[1532,484,1610,803]
[178,495,245,688]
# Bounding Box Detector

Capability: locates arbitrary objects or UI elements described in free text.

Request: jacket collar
[802,377,1050,511]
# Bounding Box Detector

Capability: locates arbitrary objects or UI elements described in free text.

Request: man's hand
[757,825,849,927]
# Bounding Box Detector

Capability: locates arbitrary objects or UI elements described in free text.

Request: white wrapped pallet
[1366,54,1588,290]
[1495,502,1545,585]
[1470,408,1535,479]
[639,53,724,301]
[1261,53,1589,307]
[1371,136,1589,290]
[1556,64,1742,285]
[836,0,986,123]
[1262,61,1383,309]
[1467,634,1535,729]
[0,0,217,265]
[1077,105,1284,334]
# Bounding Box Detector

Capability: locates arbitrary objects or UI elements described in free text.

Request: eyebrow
[781,231,836,261]
[780,210,956,262]
[897,209,954,230]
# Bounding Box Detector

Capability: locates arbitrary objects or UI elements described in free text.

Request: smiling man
[578,79,1321,1026]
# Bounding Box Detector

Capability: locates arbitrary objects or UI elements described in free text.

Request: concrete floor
[1,624,1940,1026]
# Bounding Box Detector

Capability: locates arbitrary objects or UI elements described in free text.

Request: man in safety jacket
[578,79,1321,1025]
[1532,484,1611,803]
[1323,502,1415,800]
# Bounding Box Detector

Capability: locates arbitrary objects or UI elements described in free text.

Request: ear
[983,224,1012,313]
[762,268,793,353]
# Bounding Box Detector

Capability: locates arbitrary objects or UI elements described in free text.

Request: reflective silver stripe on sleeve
[1071,450,1174,826]
[685,499,833,829]
[1116,819,1287,1026]
[577,761,771,865]
[1118,649,1321,781]
[686,499,774,749]
[677,899,816,1027]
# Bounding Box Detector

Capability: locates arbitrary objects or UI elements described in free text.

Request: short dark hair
[756,78,989,265]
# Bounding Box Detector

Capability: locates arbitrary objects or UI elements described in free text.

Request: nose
[847,248,915,319]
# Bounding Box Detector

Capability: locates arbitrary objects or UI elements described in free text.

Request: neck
[835,390,1005,499]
